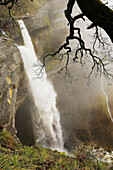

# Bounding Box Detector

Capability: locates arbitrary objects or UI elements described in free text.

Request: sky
[101,0,113,9]
[108,0,113,5]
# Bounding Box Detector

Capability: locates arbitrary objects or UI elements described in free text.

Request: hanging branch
[42,0,113,79]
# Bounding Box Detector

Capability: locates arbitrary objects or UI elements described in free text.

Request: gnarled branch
[42,0,113,79]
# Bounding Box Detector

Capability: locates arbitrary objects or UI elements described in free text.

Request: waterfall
[101,77,113,122]
[17,20,64,150]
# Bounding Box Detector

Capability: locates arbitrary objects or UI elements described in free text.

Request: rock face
[0,37,23,129]
[0,37,35,145]
[0,0,67,145]
[15,0,67,55]
[50,62,113,151]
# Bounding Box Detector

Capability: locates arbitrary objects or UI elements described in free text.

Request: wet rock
[0,37,35,145]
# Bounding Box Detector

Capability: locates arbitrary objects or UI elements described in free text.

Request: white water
[101,78,113,122]
[18,20,64,150]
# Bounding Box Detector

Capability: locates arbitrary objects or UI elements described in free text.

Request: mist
[43,0,113,151]
[15,0,113,151]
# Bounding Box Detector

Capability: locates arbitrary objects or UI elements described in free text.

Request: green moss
[45,57,60,72]
[0,131,17,150]
[44,15,51,28]
[44,15,52,36]
[0,131,110,169]
[95,91,110,119]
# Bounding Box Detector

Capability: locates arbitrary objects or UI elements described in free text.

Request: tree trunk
[76,0,113,42]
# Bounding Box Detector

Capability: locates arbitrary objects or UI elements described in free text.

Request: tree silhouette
[1,0,113,78]
[43,0,113,78]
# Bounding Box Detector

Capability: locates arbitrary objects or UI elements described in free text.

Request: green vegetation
[44,15,51,29]
[45,59,60,72]
[0,131,110,169]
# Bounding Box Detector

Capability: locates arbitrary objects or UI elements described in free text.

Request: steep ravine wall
[0,37,28,127]
[0,0,67,145]
[0,0,113,151]
[0,4,49,145]
[15,0,67,57]
[0,37,36,145]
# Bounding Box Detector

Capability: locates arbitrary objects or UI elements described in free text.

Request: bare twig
[42,0,113,80]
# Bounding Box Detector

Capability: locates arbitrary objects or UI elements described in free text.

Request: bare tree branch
[42,0,113,79]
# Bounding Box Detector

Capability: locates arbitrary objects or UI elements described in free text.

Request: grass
[0,131,111,169]
[0,145,78,169]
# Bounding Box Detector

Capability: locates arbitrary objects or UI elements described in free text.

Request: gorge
[0,0,113,153]
[18,20,64,151]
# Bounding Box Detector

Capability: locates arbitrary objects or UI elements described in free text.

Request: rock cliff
[0,0,67,145]
[0,38,27,127]
[0,36,37,145]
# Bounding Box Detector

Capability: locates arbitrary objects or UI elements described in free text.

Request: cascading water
[101,77,113,122]
[17,20,64,150]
